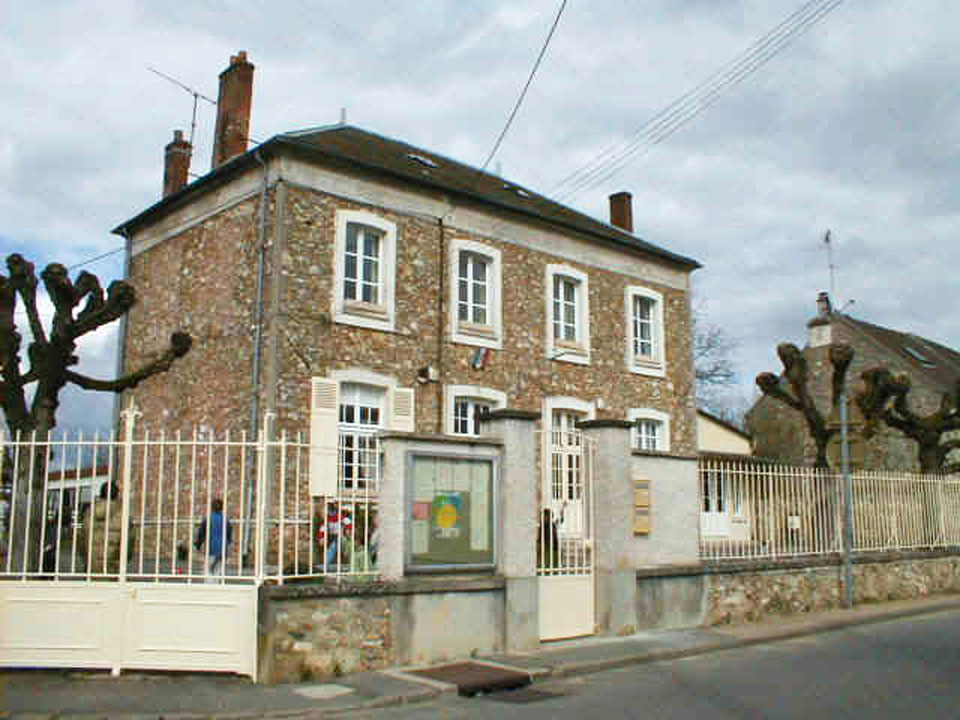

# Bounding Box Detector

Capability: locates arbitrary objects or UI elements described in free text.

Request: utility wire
[480,0,568,172]
[552,0,845,203]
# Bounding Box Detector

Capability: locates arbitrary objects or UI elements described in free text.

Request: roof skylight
[904,346,936,368]
[407,153,437,169]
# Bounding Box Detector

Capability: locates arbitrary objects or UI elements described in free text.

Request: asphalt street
[357,609,960,719]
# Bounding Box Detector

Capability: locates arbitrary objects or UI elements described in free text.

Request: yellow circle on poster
[436,502,458,529]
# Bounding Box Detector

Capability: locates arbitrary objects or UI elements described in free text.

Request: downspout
[245,149,270,554]
[436,217,446,432]
[112,229,133,433]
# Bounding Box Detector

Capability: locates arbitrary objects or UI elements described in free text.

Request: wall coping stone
[379,431,503,447]
[694,548,960,577]
[263,574,506,601]
[632,449,699,461]
[577,419,634,430]
[483,408,541,421]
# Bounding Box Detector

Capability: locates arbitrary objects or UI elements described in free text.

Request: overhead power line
[481,0,568,172]
[551,0,846,203]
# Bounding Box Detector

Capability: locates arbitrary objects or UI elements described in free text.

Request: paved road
[357,609,960,719]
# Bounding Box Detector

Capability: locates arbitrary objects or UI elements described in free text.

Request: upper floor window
[625,286,665,377]
[450,240,502,349]
[545,265,590,365]
[343,224,383,305]
[628,408,670,453]
[333,210,397,332]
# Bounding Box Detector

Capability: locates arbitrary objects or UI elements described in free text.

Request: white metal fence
[699,457,960,561]
[0,407,379,584]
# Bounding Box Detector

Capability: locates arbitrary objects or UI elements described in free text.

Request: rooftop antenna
[823,229,836,300]
[147,65,217,148]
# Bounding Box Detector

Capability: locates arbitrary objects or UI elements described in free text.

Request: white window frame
[443,385,507,436]
[628,408,671,453]
[449,239,502,349]
[545,264,590,365]
[625,286,665,377]
[333,210,397,332]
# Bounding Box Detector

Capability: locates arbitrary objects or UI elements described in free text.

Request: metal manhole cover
[411,662,531,697]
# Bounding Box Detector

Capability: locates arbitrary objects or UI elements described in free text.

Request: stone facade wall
[122,177,696,450]
[273,183,697,450]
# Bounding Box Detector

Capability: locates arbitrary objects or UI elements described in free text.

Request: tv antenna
[147,65,217,148]
[823,229,836,300]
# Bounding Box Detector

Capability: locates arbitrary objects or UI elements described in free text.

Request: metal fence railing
[699,457,960,561]
[0,404,379,584]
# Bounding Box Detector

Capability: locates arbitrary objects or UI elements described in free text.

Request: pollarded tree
[755,342,854,469]
[856,368,960,473]
[0,253,191,571]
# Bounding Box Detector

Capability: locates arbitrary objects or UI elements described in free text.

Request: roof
[114,124,700,271]
[835,314,960,392]
[697,408,751,440]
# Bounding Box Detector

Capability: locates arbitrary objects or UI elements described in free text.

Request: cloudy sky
[3,0,959,432]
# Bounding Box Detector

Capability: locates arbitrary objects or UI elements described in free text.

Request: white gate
[0,403,382,678]
[538,428,595,640]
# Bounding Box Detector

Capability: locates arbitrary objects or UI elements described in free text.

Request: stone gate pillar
[481,409,541,653]
[579,419,636,636]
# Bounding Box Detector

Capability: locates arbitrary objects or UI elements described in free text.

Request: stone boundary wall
[257,575,505,684]
[637,549,960,630]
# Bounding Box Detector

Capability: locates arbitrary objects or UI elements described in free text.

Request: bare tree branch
[66,332,192,392]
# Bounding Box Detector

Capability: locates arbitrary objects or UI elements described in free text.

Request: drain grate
[412,662,531,697]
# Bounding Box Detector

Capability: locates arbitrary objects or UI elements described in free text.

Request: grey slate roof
[114,124,700,271]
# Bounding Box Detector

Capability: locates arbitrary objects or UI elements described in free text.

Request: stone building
[746,293,960,471]
[113,51,701,484]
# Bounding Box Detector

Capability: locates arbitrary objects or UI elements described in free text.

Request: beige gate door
[538,428,595,640]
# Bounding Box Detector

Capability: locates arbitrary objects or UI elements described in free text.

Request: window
[545,265,590,365]
[333,210,397,332]
[343,224,382,305]
[553,276,578,342]
[338,383,384,492]
[625,286,665,377]
[450,240,502,349]
[309,371,415,496]
[458,253,488,325]
[542,397,595,537]
[628,408,670,452]
[445,385,507,436]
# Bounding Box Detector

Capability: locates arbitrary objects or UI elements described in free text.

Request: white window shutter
[390,387,416,432]
[310,378,339,496]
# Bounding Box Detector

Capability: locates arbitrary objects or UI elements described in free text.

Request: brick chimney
[163,130,192,197]
[211,51,254,168]
[609,191,633,233]
[808,291,833,347]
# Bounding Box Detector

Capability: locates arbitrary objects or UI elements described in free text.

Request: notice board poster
[409,455,494,569]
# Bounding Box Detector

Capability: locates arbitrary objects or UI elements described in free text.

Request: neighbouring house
[746,292,960,472]
[697,408,752,542]
[114,51,701,554]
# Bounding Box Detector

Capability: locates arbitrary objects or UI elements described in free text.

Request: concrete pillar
[481,409,541,653]
[377,436,406,581]
[580,419,636,636]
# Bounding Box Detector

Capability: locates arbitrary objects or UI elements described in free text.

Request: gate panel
[123,584,257,677]
[0,582,123,668]
[538,430,595,640]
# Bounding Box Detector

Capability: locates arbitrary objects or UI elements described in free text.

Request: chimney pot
[212,51,255,169]
[163,129,193,198]
[609,191,633,233]
[817,291,832,316]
